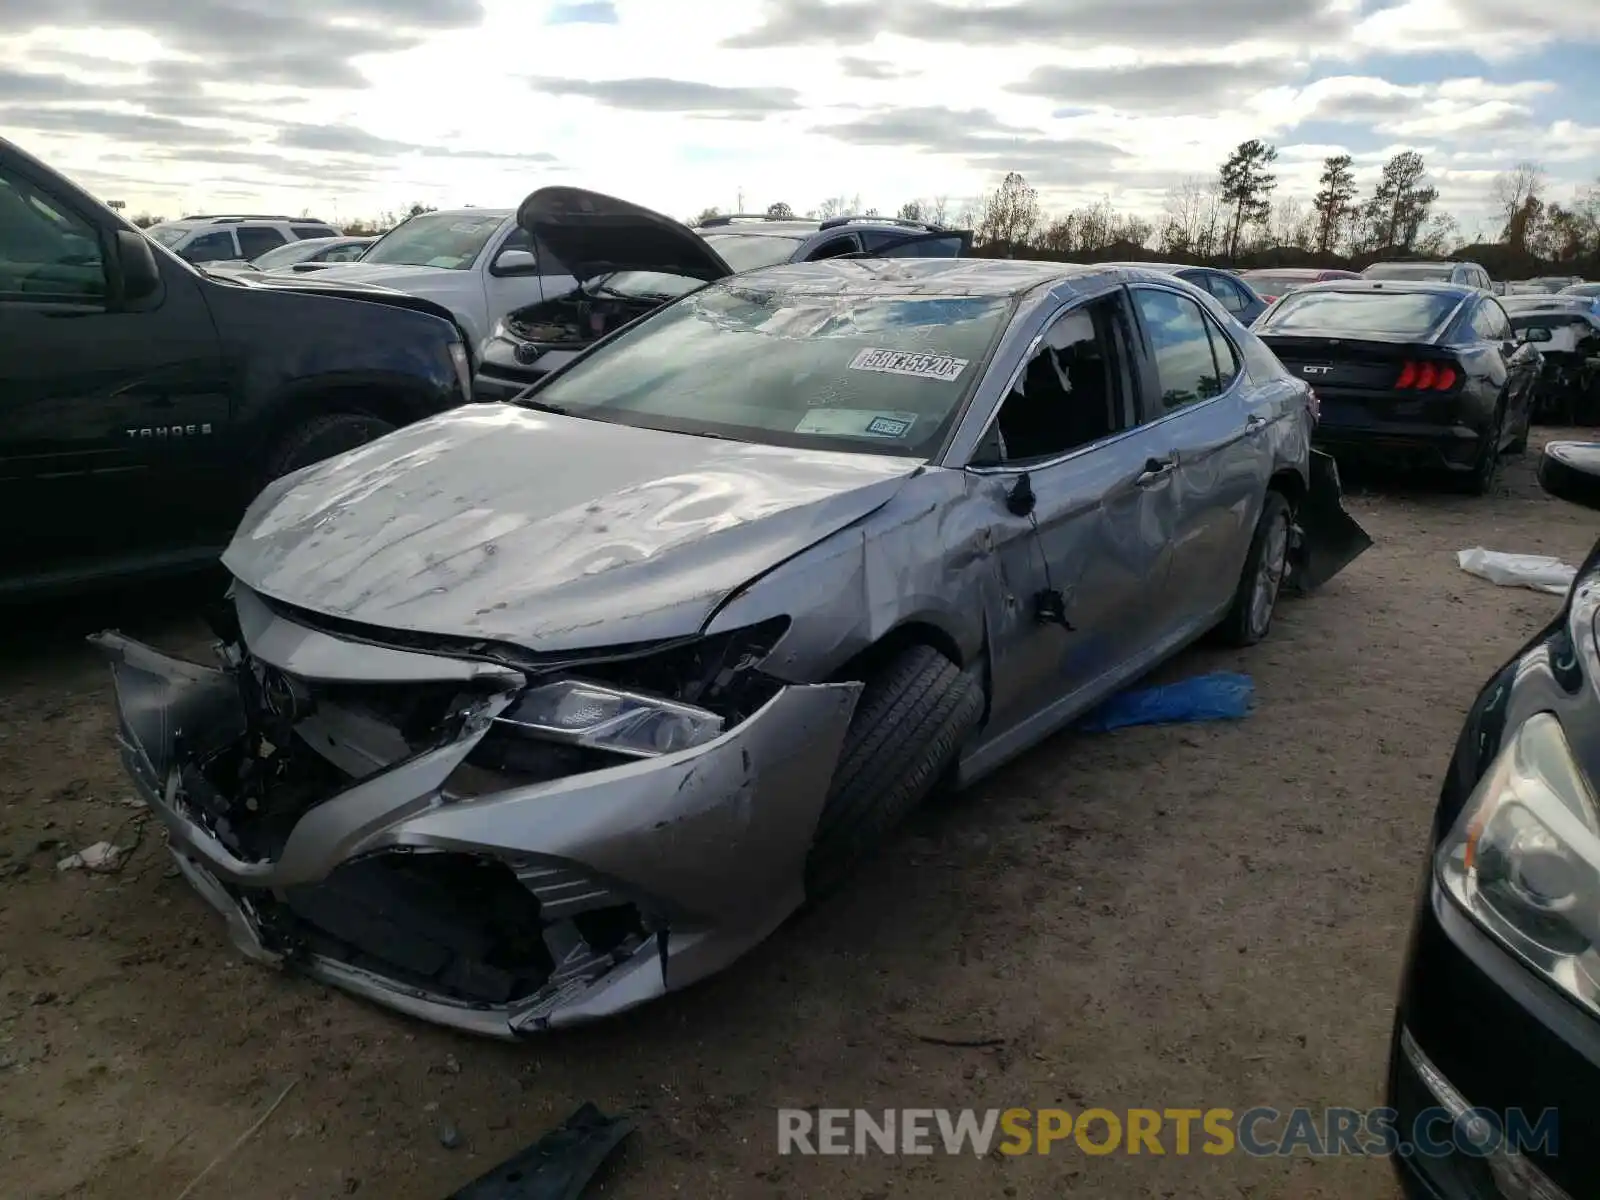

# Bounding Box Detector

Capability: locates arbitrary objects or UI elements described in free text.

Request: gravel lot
[4,430,1599,1200]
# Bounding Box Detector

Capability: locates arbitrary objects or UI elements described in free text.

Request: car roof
[1286,279,1480,298]
[1093,260,1200,275]
[413,207,512,220]
[715,257,1194,299]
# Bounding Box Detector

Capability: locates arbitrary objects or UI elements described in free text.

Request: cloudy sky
[1,0,1597,234]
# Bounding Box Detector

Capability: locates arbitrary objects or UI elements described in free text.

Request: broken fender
[1289,449,1373,593]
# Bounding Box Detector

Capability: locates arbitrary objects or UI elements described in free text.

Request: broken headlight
[1437,712,1600,1016]
[497,680,724,758]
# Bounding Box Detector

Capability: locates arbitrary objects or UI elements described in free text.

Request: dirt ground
[4,430,1599,1200]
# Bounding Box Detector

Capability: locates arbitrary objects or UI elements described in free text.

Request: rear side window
[1200,272,1249,315]
[1257,290,1460,338]
[805,235,861,261]
[1471,301,1512,341]
[292,224,339,239]
[1133,287,1230,412]
[237,226,287,258]
[862,231,967,258]
[1206,318,1241,390]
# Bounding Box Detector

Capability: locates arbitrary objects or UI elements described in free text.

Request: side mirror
[115,229,162,304]
[1520,326,1553,344]
[1540,441,1600,511]
[494,249,539,275]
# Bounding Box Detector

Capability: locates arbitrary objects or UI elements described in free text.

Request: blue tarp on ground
[1076,671,1255,733]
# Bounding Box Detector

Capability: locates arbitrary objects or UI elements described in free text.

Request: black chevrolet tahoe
[0,139,474,597]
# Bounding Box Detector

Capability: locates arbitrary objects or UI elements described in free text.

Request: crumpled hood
[270,262,453,290]
[223,404,919,652]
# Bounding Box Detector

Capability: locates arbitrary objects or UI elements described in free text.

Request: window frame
[181,228,241,263]
[961,286,1146,474]
[235,224,288,259]
[0,161,112,309]
[1127,283,1243,421]
[803,233,862,261]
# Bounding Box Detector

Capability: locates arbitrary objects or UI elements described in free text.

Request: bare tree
[1158,177,1208,256]
[1491,162,1545,240]
[925,195,952,226]
[816,195,849,219]
[897,199,924,222]
[1218,139,1279,261]
[976,172,1040,253]
[1266,196,1312,251]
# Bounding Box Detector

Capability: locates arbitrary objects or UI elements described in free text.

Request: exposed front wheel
[805,644,983,900]
[1219,490,1291,647]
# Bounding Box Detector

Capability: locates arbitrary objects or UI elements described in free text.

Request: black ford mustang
[1255,280,1542,494]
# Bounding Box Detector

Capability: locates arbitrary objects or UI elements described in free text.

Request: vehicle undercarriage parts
[1287,449,1373,593]
[443,1103,634,1200]
[804,643,984,898]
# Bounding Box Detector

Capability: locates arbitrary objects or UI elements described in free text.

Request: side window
[237,226,288,259]
[1133,287,1229,412]
[322,242,367,262]
[864,232,966,259]
[1484,301,1512,341]
[1205,314,1242,390]
[1469,302,1508,341]
[183,230,238,262]
[0,167,107,304]
[1202,273,1248,315]
[973,294,1134,465]
[291,224,339,239]
[805,235,860,261]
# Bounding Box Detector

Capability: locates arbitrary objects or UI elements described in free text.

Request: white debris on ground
[56,842,124,873]
[1456,547,1578,596]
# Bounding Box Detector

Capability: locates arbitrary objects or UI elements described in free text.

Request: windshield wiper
[515,397,568,415]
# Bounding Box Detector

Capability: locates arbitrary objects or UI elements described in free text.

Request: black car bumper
[1313,390,1491,472]
[1388,874,1596,1199]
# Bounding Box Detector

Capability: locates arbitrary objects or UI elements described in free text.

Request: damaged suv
[95,257,1370,1037]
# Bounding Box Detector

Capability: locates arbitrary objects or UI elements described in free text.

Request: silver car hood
[223,403,919,652]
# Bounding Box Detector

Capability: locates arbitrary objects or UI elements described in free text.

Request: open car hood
[517,186,733,284]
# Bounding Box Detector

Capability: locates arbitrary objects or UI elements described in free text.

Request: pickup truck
[272,208,578,360]
[0,138,475,597]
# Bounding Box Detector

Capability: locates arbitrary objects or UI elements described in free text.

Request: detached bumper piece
[91,585,858,1037]
[1287,448,1373,593]
[443,1103,633,1200]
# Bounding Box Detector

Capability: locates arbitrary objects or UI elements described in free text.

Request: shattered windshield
[528,283,1013,457]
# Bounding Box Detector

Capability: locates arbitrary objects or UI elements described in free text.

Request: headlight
[446,341,472,398]
[1438,712,1600,1014]
[496,679,724,758]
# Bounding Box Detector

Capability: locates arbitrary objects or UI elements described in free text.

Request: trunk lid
[1257,334,1451,392]
[517,187,733,284]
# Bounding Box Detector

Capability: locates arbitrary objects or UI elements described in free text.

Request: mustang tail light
[1394,360,1460,391]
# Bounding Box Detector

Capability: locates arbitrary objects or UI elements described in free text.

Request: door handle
[1245,413,1268,431]
[1136,456,1175,486]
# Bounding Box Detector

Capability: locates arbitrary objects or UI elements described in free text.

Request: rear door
[236,225,287,261]
[1473,298,1539,428]
[1128,284,1272,634]
[0,156,229,579]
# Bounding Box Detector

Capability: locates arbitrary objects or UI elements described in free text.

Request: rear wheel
[262,412,396,487]
[805,644,983,900]
[1219,490,1291,647]
[1458,404,1505,496]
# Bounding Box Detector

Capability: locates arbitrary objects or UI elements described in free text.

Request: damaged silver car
[94,247,1371,1038]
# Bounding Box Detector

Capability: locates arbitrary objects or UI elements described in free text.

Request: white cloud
[0,0,1593,229]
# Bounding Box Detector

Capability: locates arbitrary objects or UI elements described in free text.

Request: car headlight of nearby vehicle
[496,679,725,758]
[447,341,473,398]
[1438,712,1600,1015]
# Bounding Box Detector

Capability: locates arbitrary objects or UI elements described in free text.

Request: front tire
[805,644,983,900]
[262,412,396,486]
[1219,490,1291,647]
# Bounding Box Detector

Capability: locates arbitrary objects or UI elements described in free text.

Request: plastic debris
[56,841,124,872]
[1457,547,1576,596]
[1077,672,1255,733]
[442,1102,634,1200]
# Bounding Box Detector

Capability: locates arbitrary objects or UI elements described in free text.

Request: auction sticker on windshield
[794,409,919,438]
[848,348,969,382]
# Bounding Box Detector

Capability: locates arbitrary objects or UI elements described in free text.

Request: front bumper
[92,589,859,1037]
[1388,876,1598,1198]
